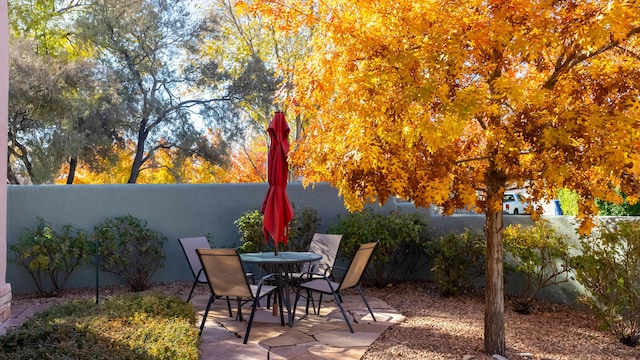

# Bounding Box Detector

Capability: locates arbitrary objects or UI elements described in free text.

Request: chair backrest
[301,233,343,275]
[338,242,378,291]
[178,236,211,282]
[196,248,253,298]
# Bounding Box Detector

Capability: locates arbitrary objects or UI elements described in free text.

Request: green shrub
[573,220,640,346]
[235,209,267,253]
[329,208,429,287]
[558,188,640,216]
[557,188,579,216]
[234,206,321,253]
[0,293,198,359]
[288,207,321,251]
[94,215,167,292]
[424,229,485,297]
[503,220,573,314]
[10,218,92,297]
[596,191,640,216]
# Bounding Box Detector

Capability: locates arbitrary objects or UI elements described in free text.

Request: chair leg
[309,293,317,314]
[331,291,354,333]
[357,285,377,322]
[278,287,285,326]
[236,297,243,322]
[317,293,324,314]
[243,297,260,344]
[199,295,216,336]
[292,285,302,319]
[225,296,233,317]
[187,279,198,301]
[304,289,312,315]
[300,286,318,315]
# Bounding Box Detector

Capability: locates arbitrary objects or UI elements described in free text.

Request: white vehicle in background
[503,191,529,215]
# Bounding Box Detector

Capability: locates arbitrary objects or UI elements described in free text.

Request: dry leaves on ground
[362,282,640,360]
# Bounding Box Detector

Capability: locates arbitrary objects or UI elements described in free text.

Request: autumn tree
[221,137,268,182]
[251,0,640,355]
[58,129,232,184]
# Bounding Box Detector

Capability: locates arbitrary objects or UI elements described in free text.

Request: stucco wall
[6,183,606,308]
[7,183,403,294]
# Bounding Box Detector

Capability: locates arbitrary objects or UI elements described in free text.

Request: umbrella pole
[273,236,278,256]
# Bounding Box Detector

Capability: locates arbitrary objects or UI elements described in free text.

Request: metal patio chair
[196,248,281,344]
[292,241,378,333]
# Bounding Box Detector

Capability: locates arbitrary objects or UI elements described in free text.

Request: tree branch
[544,26,640,90]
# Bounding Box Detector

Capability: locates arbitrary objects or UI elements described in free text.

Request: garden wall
[6,183,601,307]
[7,183,398,294]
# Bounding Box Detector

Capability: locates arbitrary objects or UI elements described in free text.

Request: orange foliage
[250,0,640,225]
[250,1,640,354]
[220,138,268,183]
[56,136,269,184]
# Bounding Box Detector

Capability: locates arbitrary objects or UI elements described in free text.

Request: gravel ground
[11,281,640,359]
[362,282,640,360]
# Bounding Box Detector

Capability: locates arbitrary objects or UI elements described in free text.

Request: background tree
[57,129,252,184]
[201,0,308,179]
[75,0,234,183]
[221,137,268,182]
[8,0,120,184]
[252,0,640,355]
[8,0,84,57]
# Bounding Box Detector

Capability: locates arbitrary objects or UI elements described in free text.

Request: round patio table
[240,251,322,326]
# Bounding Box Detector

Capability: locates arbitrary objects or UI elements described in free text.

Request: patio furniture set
[178,234,378,344]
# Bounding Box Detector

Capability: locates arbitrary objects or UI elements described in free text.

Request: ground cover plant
[0,292,198,360]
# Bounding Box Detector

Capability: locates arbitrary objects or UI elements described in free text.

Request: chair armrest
[258,273,275,284]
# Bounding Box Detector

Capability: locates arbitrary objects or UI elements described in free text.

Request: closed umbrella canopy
[261,111,294,253]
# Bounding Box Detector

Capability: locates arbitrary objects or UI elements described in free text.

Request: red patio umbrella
[261,111,294,255]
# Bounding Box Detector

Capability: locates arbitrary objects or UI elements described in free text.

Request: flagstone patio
[193,292,404,360]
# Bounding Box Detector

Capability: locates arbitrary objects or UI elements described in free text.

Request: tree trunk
[66,156,77,184]
[484,179,506,355]
[7,162,19,184]
[127,130,147,184]
[127,159,141,184]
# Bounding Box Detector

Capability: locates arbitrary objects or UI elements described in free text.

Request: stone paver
[195,293,404,360]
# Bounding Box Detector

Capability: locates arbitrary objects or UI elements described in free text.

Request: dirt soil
[11,281,640,360]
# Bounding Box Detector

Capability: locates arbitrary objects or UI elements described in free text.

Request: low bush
[329,208,429,287]
[287,207,321,252]
[235,209,266,253]
[573,220,640,346]
[503,220,573,314]
[10,218,92,296]
[234,205,320,253]
[0,292,198,359]
[424,229,485,297]
[94,215,167,292]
